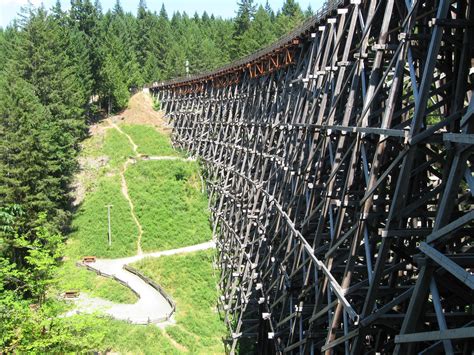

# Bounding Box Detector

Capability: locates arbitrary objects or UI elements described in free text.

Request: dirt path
[121,159,144,255]
[107,119,144,255]
[109,119,139,154]
[107,119,143,255]
[69,241,215,324]
[108,118,195,255]
[69,104,213,333]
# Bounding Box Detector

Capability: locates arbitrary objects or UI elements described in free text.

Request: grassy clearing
[67,174,138,259]
[54,261,138,303]
[100,127,136,169]
[131,250,225,354]
[51,313,180,354]
[120,124,182,157]
[126,160,211,251]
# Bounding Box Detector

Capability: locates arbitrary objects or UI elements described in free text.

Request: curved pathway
[68,241,215,324]
[68,119,212,326]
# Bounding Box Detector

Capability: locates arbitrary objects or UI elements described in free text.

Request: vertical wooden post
[106,204,113,246]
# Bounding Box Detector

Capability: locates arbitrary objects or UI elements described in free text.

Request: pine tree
[0,66,63,232]
[281,0,303,17]
[136,1,169,82]
[233,0,257,58]
[235,0,256,34]
[69,0,103,96]
[265,1,276,21]
[1,9,87,231]
[202,11,210,23]
[276,0,304,36]
[240,5,276,55]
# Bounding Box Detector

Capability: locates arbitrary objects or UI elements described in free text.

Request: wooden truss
[151,0,474,353]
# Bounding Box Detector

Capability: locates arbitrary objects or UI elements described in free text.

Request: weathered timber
[151,0,474,353]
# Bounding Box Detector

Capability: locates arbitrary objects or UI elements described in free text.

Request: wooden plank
[395,327,474,343]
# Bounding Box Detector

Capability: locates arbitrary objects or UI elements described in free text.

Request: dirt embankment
[111,92,171,135]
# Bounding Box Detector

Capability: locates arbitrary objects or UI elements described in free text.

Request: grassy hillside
[52,98,223,353]
[132,250,226,354]
[126,160,211,251]
[120,124,182,157]
[55,126,139,303]
[68,175,139,258]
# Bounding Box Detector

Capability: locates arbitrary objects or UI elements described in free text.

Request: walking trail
[109,119,195,255]
[67,117,211,325]
[67,241,215,324]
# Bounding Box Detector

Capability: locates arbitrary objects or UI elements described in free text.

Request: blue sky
[1,0,325,28]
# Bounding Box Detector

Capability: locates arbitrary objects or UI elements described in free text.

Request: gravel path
[67,117,211,325]
[69,241,215,324]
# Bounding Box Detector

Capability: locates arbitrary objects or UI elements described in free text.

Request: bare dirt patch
[89,122,113,137]
[72,156,110,206]
[110,92,171,135]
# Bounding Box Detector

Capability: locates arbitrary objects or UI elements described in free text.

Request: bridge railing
[151,0,345,88]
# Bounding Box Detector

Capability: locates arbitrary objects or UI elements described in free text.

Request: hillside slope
[53,93,225,353]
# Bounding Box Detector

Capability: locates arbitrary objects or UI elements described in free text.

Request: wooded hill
[0,0,310,351]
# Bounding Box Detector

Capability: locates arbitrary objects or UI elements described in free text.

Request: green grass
[120,124,182,157]
[126,160,211,251]
[95,318,178,354]
[54,128,139,304]
[68,174,138,258]
[131,250,226,354]
[101,128,136,169]
[49,313,180,354]
[54,261,138,304]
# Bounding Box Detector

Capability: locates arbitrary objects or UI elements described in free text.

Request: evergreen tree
[0,9,86,232]
[240,5,276,55]
[281,0,303,18]
[136,1,169,82]
[235,0,256,34]
[265,1,276,21]
[202,11,210,23]
[0,71,55,231]
[112,0,124,16]
[69,0,103,96]
[233,0,257,58]
[276,0,304,36]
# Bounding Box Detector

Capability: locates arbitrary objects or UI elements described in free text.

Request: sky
[1,0,325,28]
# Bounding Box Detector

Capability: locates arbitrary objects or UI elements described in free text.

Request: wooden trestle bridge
[150,0,474,353]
